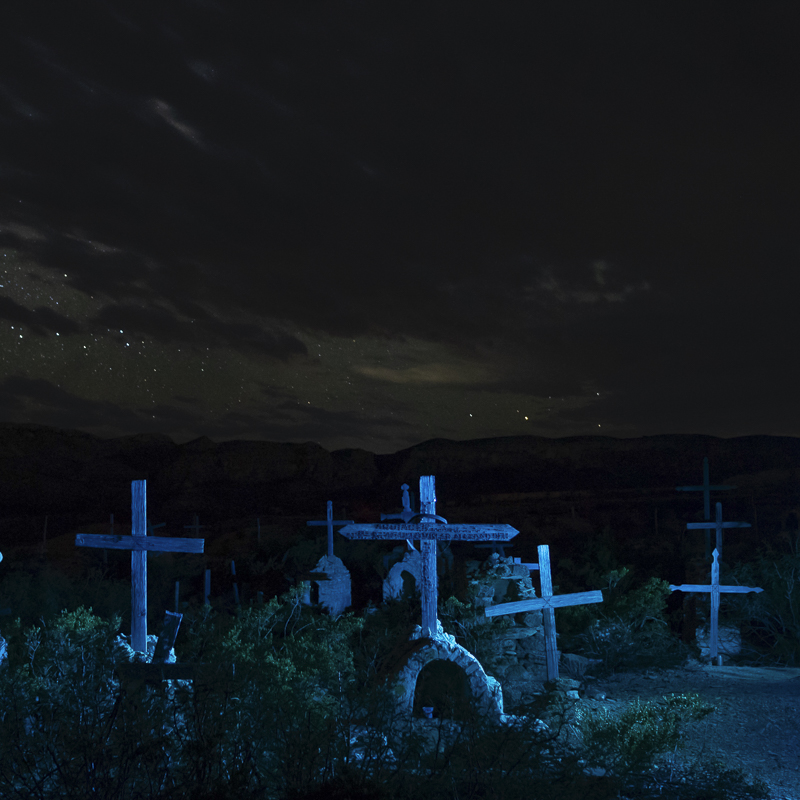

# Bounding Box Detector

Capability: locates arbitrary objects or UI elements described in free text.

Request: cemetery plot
[669,547,763,663]
[75,479,204,653]
[485,544,604,682]
[340,475,518,636]
[676,457,736,560]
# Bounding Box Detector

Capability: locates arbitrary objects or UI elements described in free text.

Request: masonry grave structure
[75,479,205,653]
[485,544,604,683]
[677,457,736,561]
[339,475,519,725]
[380,483,454,602]
[669,547,763,665]
[686,502,751,565]
[300,500,354,615]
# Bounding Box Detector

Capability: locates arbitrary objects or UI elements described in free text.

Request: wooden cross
[75,479,204,654]
[183,514,205,536]
[306,501,354,558]
[339,475,518,636]
[676,457,736,560]
[686,502,750,563]
[380,483,453,569]
[485,544,604,682]
[669,548,762,663]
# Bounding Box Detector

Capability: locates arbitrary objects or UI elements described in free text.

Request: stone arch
[389,622,503,724]
[413,659,472,720]
[383,549,423,603]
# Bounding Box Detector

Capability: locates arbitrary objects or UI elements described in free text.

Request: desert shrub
[574,691,716,775]
[721,550,800,667]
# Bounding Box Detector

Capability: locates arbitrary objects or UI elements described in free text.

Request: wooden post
[677,457,736,561]
[669,548,762,664]
[204,569,211,605]
[339,476,518,638]
[306,501,354,559]
[420,476,437,636]
[485,545,604,682]
[231,560,240,606]
[174,581,180,613]
[75,480,204,653]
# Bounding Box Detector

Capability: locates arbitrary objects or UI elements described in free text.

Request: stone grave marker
[75,479,205,653]
[677,457,736,560]
[669,547,763,665]
[475,540,514,558]
[340,475,518,636]
[301,501,354,615]
[485,544,604,682]
[686,502,751,564]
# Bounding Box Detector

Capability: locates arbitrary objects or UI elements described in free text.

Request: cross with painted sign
[677,457,736,560]
[669,548,762,663]
[306,501,354,558]
[339,475,518,636]
[75,479,204,654]
[485,544,604,682]
[686,502,750,563]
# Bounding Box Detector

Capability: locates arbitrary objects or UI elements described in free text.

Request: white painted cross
[686,502,750,563]
[339,475,518,636]
[75,479,205,653]
[676,457,736,560]
[669,547,762,663]
[306,501,354,558]
[485,544,604,682]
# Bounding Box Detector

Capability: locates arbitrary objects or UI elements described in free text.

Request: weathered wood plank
[75,533,204,553]
[484,590,604,616]
[338,523,517,541]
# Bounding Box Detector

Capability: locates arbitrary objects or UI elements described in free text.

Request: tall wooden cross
[306,501,354,558]
[339,475,518,637]
[75,479,205,654]
[686,502,750,564]
[380,483,453,570]
[485,544,604,682]
[669,548,762,663]
[676,457,736,560]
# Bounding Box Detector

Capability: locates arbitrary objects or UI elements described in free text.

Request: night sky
[1,3,798,455]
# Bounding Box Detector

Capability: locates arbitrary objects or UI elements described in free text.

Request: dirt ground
[578,661,800,799]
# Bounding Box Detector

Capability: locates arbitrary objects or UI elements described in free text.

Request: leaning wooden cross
[686,502,750,564]
[75,479,205,653]
[676,457,736,560]
[339,475,518,636]
[485,544,604,683]
[669,547,762,664]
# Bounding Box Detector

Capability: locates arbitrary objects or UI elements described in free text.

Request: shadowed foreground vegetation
[1,532,797,799]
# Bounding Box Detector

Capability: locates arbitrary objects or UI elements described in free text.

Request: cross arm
[676,484,736,491]
[686,522,751,530]
[484,590,603,617]
[75,533,204,554]
[668,584,763,594]
[338,523,518,541]
[306,520,354,527]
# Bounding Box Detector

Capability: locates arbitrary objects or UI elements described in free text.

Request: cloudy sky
[1,3,798,454]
